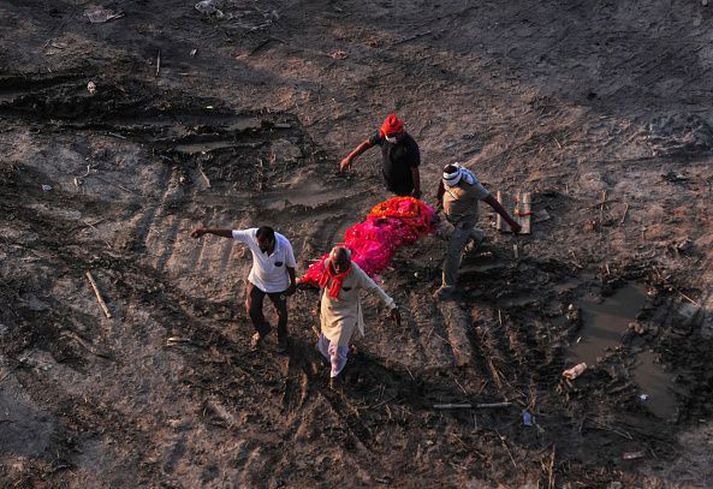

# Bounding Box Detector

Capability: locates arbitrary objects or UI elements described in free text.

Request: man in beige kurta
[317,246,401,384]
[434,163,521,300]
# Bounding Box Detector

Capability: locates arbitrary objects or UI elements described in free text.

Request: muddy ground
[2,0,713,487]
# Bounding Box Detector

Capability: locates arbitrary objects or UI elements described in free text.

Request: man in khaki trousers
[434,163,521,300]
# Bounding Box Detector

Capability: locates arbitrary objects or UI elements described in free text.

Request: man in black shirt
[339,114,422,198]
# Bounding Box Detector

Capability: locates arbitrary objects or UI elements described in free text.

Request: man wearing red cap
[340,114,422,198]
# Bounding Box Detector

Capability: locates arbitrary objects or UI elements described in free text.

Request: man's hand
[389,307,402,327]
[190,228,206,238]
[510,221,522,234]
[285,283,297,296]
[411,188,422,199]
[339,157,352,172]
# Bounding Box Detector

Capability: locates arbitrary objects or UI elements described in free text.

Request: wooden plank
[519,192,531,234]
[496,191,531,234]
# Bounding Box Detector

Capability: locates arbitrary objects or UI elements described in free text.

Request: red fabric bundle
[299,197,436,286]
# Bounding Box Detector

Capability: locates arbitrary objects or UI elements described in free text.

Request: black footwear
[275,336,288,353]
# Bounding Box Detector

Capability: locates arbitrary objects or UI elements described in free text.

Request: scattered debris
[622,451,645,460]
[195,0,225,19]
[534,208,551,223]
[522,410,534,426]
[562,362,587,380]
[433,402,512,409]
[374,476,393,485]
[394,30,436,46]
[662,170,690,184]
[628,321,647,335]
[565,304,581,322]
[85,271,112,319]
[619,203,628,226]
[84,6,125,24]
[166,336,192,346]
[329,50,349,60]
[198,165,212,189]
[87,81,97,96]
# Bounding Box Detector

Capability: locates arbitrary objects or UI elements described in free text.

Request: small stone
[629,321,647,335]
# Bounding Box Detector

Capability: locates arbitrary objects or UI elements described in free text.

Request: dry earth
[1,0,713,487]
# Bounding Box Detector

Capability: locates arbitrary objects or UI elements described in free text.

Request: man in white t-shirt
[190,225,297,352]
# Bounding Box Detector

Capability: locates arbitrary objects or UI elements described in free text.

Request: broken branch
[433,401,512,409]
[85,271,112,318]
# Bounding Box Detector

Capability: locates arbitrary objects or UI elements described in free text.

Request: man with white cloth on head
[316,246,401,388]
[433,163,521,301]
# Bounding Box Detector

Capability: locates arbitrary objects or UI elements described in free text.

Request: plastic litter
[84,6,124,23]
[562,362,587,380]
[87,81,97,96]
[195,0,225,18]
[41,185,52,192]
[522,410,534,426]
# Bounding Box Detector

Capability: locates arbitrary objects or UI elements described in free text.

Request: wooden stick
[85,271,112,318]
[619,203,629,226]
[433,402,512,409]
[198,165,211,189]
[496,430,519,469]
[587,198,619,209]
[547,445,556,489]
[599,190,606,230]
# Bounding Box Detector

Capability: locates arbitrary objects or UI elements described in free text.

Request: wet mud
[2,0,713,488]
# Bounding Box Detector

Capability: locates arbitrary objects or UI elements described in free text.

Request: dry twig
[85,271,112,318]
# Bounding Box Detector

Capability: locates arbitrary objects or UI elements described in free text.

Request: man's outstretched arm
[340,139,375,171]
[190,228,233,239]
[483,195,522,233]
[410,166,421,198]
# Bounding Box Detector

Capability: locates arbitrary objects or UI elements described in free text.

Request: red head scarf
[379,114,404,138]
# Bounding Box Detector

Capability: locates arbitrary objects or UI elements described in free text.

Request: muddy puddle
[568,283,678,419]
[569,284,646,364]
[632,350,677,419]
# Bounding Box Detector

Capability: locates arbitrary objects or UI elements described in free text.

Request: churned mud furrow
[437,301,474,367]
[3,0,713,487]
[471,306,525,403]
[409,292,455,371]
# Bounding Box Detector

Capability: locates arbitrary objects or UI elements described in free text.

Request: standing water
[567,283,677,419]
[568,283,647,365]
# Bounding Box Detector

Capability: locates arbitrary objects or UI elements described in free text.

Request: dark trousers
[245,282,288,339]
